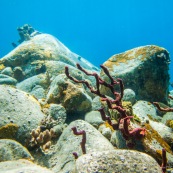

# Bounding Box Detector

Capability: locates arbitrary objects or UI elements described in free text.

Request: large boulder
[75,150,162,173]
[0,33,99,80]
[46,74,92,114]
[47,120,114,173]
[100,45,170,103]
[0,85,45,145]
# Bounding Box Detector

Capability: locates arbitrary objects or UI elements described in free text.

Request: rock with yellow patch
[133,100,162,122]
[0,123,18,139]
[0,85,45,145]
[149,120,173,145]
[162,112,173,126]
[133,101,173,144]
[62,81,92,113]
[46,74,92,114]
[101,45,170,103]
[142,123,173,166]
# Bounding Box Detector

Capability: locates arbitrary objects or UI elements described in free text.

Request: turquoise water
[0,0,173,88]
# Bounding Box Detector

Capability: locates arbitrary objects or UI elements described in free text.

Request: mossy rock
[0,123,18,139]
[166,120,173,128]
[101,45,170,103]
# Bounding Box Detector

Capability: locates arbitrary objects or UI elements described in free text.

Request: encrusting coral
[166,120,173,128]
[29,126,54,152]
[0,123,19,139]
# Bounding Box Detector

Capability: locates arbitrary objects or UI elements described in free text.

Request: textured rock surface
[75,150,162,173]
[110,130,127,148]
[133,100,162,122]
[0,159,54,173]
[0,85,45,144]
[49,103,67,123]
[91,96,102,110]
[1,67,13,76]
[142,123,173,165]
[101,45,170,103]
[0,139,33,161]
[149,120,173,145]
[162,112,173,124]
[46,74,92,113]
[84,110,104,128]
[47,120,114,173]
[98,124,112,140]
[17,73,49,99]
[122,88,136,105]
[0,74,17,85]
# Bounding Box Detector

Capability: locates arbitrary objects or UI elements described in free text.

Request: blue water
[0,0,173,88]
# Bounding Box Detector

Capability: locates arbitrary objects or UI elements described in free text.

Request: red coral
[71,127,86,154]
[153,102,173,112]
[161,148,167,173]
[65,64,146,148]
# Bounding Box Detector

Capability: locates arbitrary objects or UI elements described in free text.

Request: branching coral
[65,63,146,148]
[29,126,54,152]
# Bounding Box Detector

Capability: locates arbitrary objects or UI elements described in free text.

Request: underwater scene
[0,0,173,173]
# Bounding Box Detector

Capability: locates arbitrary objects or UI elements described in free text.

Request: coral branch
[117,78,124,101]
[98,108,118,130]
[122,116,146,140]
[65,66,106,97]
[161,148,167,173]
[65,64,146,148]
[71,127,86,154]
[100,65,117,85]
[153,102,173,112]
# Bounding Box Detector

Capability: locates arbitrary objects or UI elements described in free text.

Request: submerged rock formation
[101,45,170,103]
[0,25,172,173]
